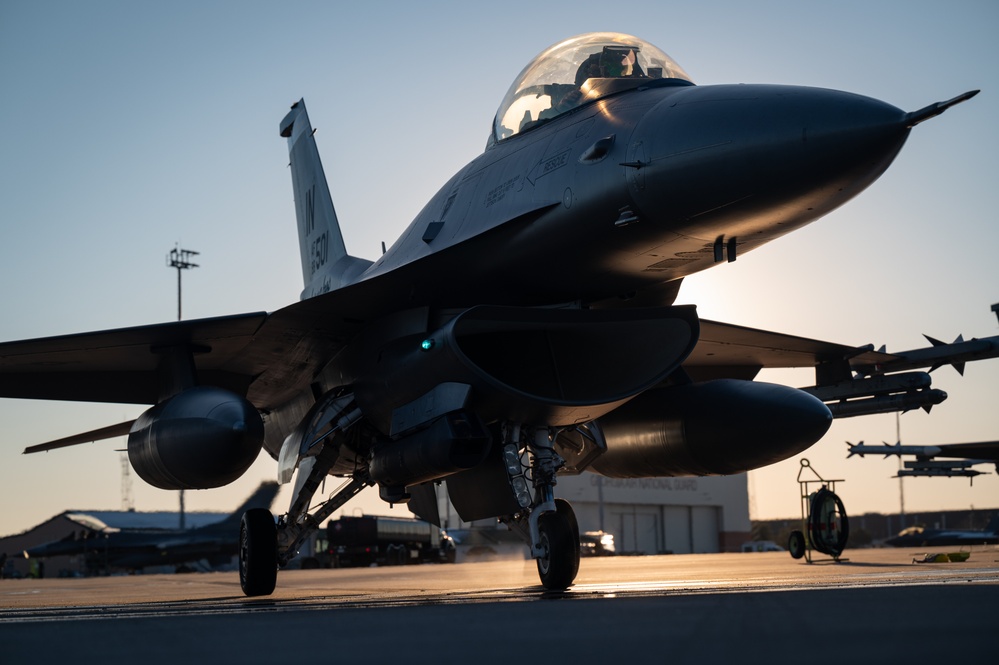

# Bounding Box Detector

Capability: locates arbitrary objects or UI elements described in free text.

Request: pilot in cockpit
[540,46,642,120]
[574,46,641,85]
[533,44,659,128]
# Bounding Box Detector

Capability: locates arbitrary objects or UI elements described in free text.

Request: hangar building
[439,473,751,556]
[555,473,751,554]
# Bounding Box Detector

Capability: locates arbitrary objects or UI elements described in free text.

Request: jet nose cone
[770,85,910,174]
[629,84,910,240]
[655,82,908,163]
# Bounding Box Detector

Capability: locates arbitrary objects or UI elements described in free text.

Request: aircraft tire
[537,501,580,590]
[239,508,277,597]
[556,498,581,581]
[788,530,806,559]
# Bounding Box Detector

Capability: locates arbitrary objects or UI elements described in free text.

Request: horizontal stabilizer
[24,420,135,454]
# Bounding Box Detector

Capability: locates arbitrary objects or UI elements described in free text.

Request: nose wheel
[239,508,278,597]
[536,498,580,590]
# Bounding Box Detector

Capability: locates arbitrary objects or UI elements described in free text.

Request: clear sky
[1,0,996,537]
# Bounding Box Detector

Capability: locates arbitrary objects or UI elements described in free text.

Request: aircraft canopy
[493,32,693,143]
[65,513,119,533]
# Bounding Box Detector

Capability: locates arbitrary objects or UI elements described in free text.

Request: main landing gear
[239,391,371,597]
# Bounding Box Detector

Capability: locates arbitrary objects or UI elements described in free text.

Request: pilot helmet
[599,46,638,78]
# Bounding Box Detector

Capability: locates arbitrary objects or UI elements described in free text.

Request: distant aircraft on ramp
[24,482,278,573]
[886,516,999,547]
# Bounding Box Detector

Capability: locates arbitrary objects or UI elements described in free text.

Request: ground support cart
[788,459,849,563]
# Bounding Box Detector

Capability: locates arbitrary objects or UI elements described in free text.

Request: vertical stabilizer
[204,481,280,532]
[280,99,371,297]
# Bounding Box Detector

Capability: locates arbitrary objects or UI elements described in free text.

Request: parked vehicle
[580,531,616,556]
[307,516,456,568]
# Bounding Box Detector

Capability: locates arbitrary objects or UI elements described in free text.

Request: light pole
[167,244,199,529]
[167,245,199,321]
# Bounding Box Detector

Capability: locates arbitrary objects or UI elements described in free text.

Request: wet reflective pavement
[2,547,996,662]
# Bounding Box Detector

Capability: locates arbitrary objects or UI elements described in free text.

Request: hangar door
[611,505,661,554]
[663,506,691,554]
[606,504,722,555]
[691,506,720,553]
[662,506,722,554]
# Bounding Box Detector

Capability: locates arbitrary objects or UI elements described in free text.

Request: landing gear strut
[501,426,581,590]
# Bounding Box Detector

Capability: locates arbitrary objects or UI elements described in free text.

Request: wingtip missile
[845,441,944,459]
[905,90,980,128]
[846,440,902,458]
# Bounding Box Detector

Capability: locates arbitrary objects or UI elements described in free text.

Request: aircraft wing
[0,277,382,413]
[0,313,269,405]
[2,299,994,422]
[683,319,895,381]
[685,316,999,418]
[0,306,873,407]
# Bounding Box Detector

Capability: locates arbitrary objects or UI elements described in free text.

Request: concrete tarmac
[2,546,997,664]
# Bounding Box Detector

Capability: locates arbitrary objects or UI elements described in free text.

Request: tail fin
[207,481,280,532]
[280,99,371,297]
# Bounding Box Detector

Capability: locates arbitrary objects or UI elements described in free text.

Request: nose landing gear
[501,426,581,590]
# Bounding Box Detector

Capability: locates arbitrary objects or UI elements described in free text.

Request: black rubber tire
[239,509,278,597]
[788,530,806,559]
[555,498,581,581]
[537,503,580,590]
